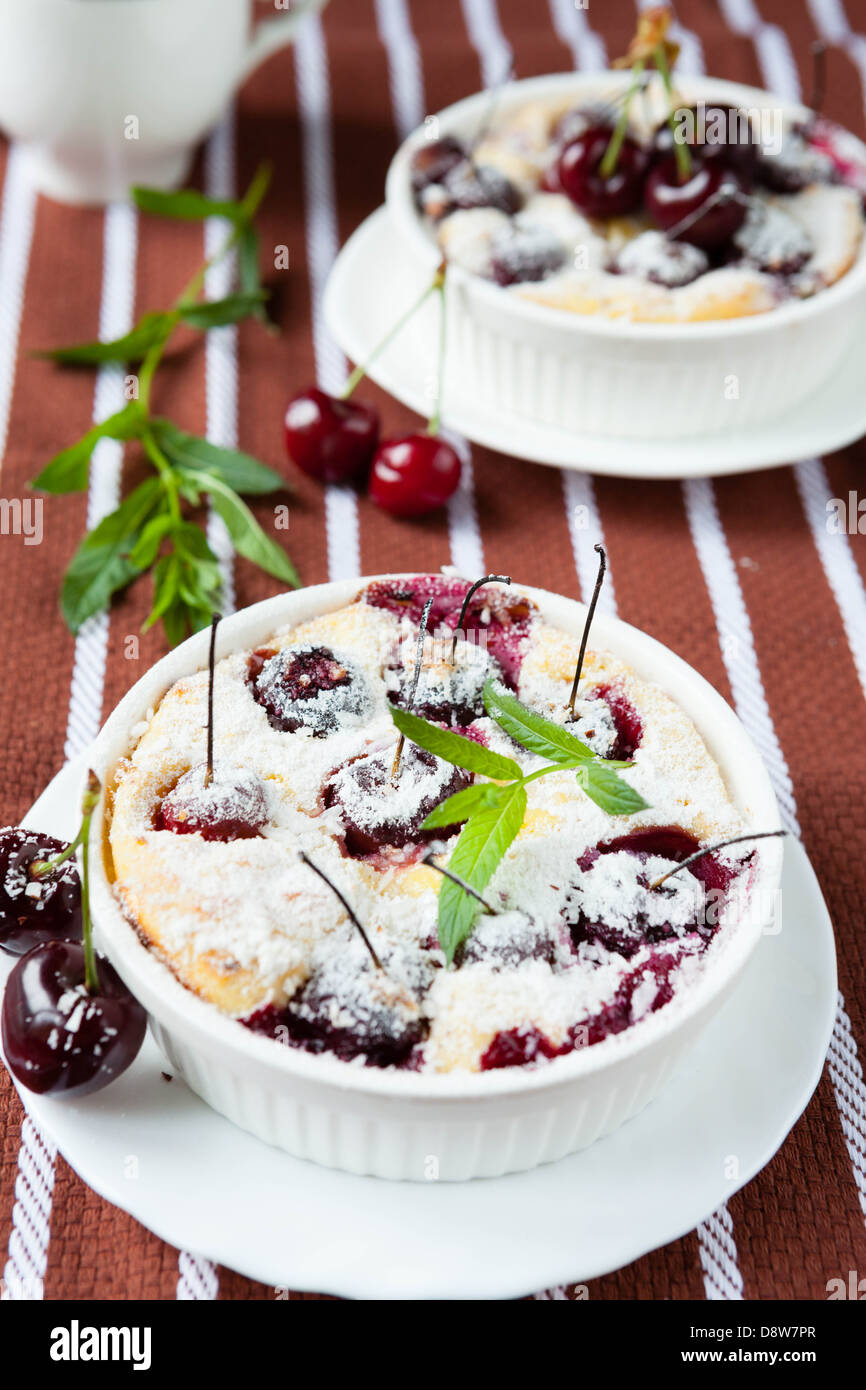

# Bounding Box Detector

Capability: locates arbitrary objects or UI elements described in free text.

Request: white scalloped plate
[324,206,866,479]
[0,754,836,1299]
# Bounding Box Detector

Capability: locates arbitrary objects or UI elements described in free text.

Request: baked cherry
[489,226,565,286]
[644,155,747,249]
[324,743,470,857]
[1,940,146,1098]
[0,827,81,957]
[654,104,758,181]
[421,161,522,221]
[369,434,461,517]
[281,948,428,1068]
[157,763,267,842]
[557,126,648,218]
[252,644,370,735]
[284,387,379,485]
[410,135,468,196]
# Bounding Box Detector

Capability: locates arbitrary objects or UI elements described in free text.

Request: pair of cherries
[0,778,146,1100]
[284,389,461,517]
[555,104,754,250]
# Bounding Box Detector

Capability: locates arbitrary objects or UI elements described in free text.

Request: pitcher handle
[242,0,327,82]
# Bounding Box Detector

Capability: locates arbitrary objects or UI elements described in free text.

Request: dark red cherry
[369,434,461,517]
[1,940,146,1098]
[323,744,470,858]
[557,126,648,218]
[489,227,565,286]
[410,135,468,195]
[644,155,746,249]
[284,387,379,485]
[252,645,370,735]
[279,953,428,1068]
[0,828,81,957]
[481,1025,560,1071]
[654,105,758,181]
[157,763,267,842]
[421,161,522,221]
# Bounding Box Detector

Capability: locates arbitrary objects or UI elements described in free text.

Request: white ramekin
[88,577,782,1181]
[385,72,866,440]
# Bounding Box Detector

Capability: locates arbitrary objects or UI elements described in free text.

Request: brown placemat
[0,0,864,1300]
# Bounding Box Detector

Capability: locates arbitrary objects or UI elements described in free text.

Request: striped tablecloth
[1,0,864,1301]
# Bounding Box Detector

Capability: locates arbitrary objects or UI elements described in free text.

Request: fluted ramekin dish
[385,72,866,440]
[88,577,782,1181]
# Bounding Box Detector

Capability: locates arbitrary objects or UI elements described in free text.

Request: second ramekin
[88,577,783,1181]
[385,72,866,440]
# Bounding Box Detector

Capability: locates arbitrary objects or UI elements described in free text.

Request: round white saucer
[0,756,836,1300]
[324,207,866,480]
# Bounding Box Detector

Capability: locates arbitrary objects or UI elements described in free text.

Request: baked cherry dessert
[420,10,865,322]
[0,827,81,956]
[106,570,777,1075]
[2,772,146,1098]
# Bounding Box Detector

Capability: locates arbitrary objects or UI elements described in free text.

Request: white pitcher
[0,0,326,204]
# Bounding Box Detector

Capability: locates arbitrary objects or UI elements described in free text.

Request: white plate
[0,754,836,1299]
[324,206,866,480]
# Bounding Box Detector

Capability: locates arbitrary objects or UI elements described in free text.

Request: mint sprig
[31,163,298,645]
[390,677,650,962]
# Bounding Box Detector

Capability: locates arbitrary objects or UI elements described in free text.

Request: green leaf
[422,783,506,830]
[574,762,649,816]
[179,292,268,330]
[238,225,271,325]
[200,475,299,587]
[31,402,144,493]
[60,478,163,631]
[132,186,244,223]
[388,704,523,781]
[153,419,285,494]
[437,785,527,964]
[483,680,595,766]
[37,311,175,365]
[128,513,174,569]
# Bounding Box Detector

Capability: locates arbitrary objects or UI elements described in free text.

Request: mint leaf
[238,225,271,326]
[179,292,267,330]
[132,186,244,222]
[575,762,649,816]
[37,311,175,365]
[153,420,285,494]
[437,784,527,963]
[61,478,163,631]
[32,402,144,493]
[483,680,595,766]
[388,704,522,781]
[422,783,506,830]
[200,474,299,587]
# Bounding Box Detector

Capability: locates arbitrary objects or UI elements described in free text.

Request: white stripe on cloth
[550,0,742,1304]
[717,0,866,1222]
[3,199,139,1301]
[294,15,360,582]
[806,0,866,119]
[0,145,36,473]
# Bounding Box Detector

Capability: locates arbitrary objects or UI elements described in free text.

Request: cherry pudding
[0,827,81,956]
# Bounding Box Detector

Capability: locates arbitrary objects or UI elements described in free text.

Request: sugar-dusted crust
[423,89,865,323]
[108,579,754,1072]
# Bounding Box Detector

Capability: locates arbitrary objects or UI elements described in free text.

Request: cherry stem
[391,598,434,781]
[203,612,221,790]
[450,574,511,662]
[649,829,787,891]
[809,40,827,119]
[654,42,692,182]
[599,59,645,181]
[568,544,606,719]
[426,265,448,437]
[421,849,495,913]
[30,770,101,881]
[79,771,101,995]
[340,262,446,402]
[299,851,382,970]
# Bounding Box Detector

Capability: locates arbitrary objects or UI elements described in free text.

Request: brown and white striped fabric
[0,0,864,1301]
